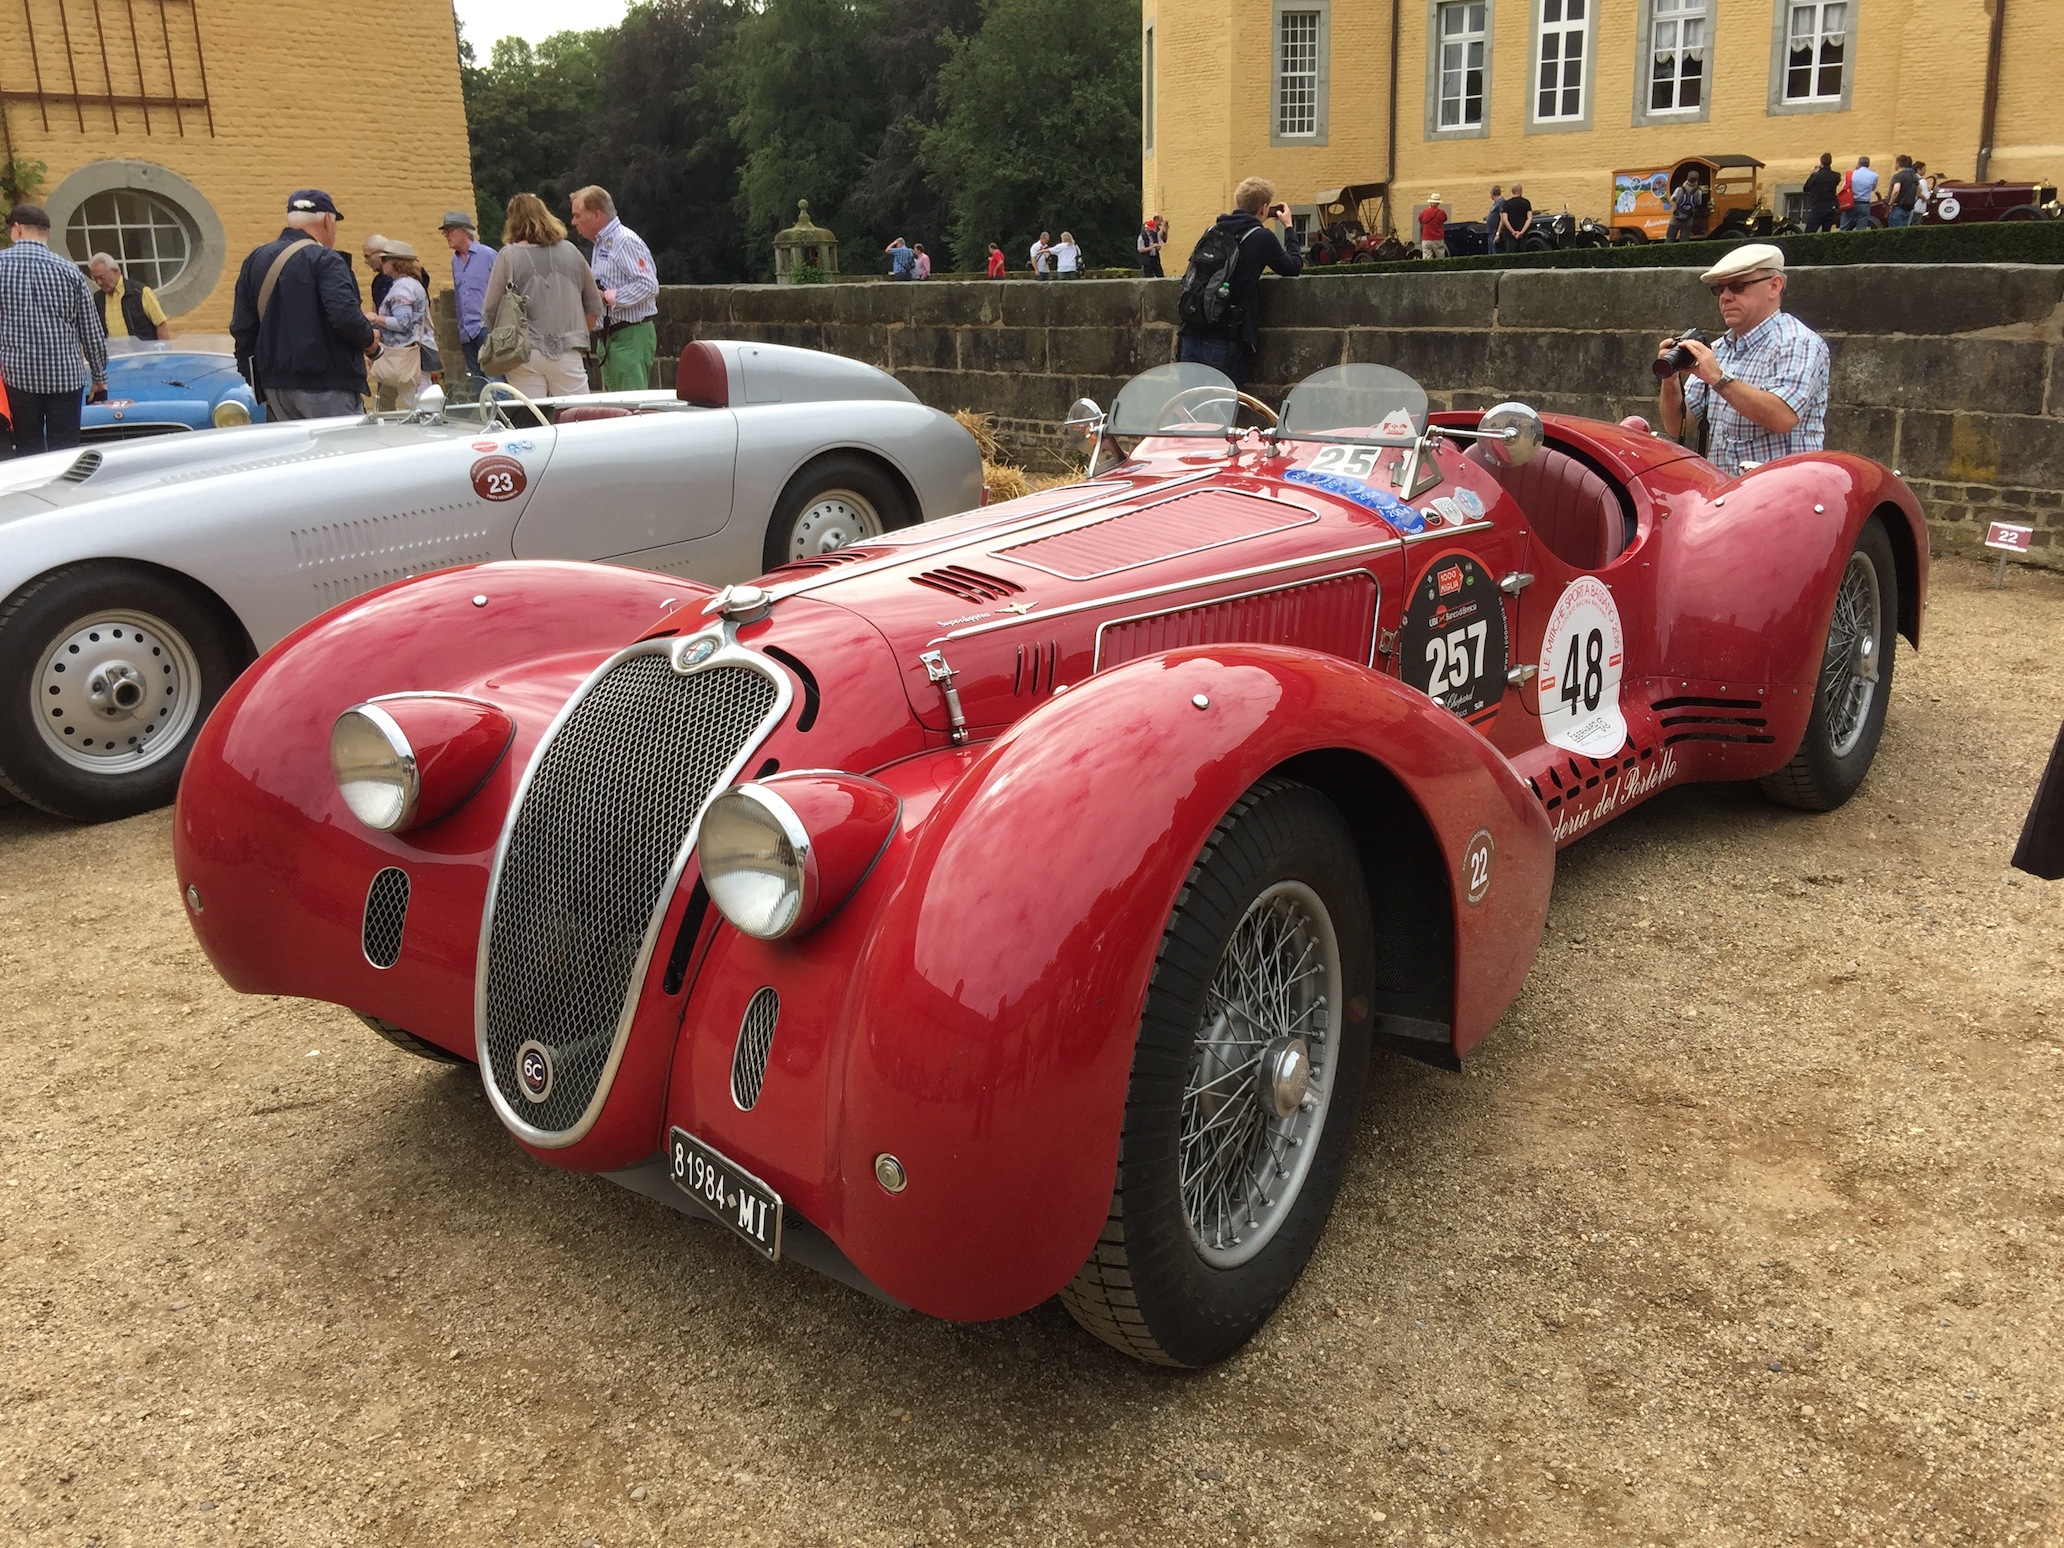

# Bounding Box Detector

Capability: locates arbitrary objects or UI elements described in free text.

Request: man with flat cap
[229,189,376,420]
[1657,242,1828,479]
[442,210,497,385]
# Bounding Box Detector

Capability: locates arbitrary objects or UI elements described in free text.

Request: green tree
[571,0,752,283]
[846,0,984,258]
[922,0,1141,271]
[727,0,892,274]
[461,26,612,244]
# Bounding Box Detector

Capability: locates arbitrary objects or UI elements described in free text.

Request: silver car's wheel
[1821,549,1882,758]
[1183,881,1342,1268]
[33,609,203,773]
[785,488,884,561]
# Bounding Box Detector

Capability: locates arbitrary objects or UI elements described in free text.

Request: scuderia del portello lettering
[1550,746,1680,842]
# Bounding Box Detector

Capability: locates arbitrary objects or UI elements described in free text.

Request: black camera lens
[1652,326,1707,378]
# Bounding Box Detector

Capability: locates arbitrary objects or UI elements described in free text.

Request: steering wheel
[478,378,547,430]
[1158,383,1281,429]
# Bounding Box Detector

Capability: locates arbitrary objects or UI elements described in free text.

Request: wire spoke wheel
[1819,550,1882,758]
[1180,881,1341,1268]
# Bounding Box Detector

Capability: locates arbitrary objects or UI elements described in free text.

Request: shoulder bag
[477,247,536,377]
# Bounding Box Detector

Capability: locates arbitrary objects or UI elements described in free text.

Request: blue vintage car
[82,334,265,440]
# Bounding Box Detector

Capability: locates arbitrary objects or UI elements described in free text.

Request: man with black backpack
[1175,178,1303,391]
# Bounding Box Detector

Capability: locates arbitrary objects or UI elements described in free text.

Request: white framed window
[1277,10,1321,136]
[65,188,192,291]
[1534,0,1587,122]
[1437,2,1488,129]
[1648,0,1707,113]
[1144,23,1155,153]
[1783,0,1847,102]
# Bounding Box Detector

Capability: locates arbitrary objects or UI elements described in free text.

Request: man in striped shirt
[0,204,107,457]
[1657,242,1829,479]
[569,186,659,392]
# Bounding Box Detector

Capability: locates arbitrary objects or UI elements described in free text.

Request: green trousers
[596,319,658,392]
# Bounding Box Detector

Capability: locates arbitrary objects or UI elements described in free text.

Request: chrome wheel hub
[787,489,883,560]
[1820,550,1882,758]
[1181,881,1342,1269]
[34,611,202,773]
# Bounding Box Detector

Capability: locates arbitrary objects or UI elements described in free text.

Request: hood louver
[60,451,103,484]
[911,566,1024,605]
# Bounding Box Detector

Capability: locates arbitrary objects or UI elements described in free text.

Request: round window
[65,189,193,292]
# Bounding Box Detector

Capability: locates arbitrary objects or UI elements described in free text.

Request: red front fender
[795,645,1553,1319]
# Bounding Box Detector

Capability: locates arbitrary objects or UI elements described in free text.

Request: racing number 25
[1560,628,1605,713]
[1425,621,1489,692]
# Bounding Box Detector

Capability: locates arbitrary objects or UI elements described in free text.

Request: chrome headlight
[212,398,253,428]
[330,705,418,831]
[699,773,901,940]
[700,784,810,939]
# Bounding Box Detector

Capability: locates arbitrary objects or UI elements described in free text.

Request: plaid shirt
[1683,309,1829,478]
[588,217,657,325]
[0,238,107,394]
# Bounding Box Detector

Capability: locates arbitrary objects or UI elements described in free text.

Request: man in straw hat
[1657,241,1828,478]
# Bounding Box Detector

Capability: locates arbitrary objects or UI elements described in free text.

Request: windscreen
[106,333,237,359]
[1277,364,1430,446]
[1108,363,1239,438]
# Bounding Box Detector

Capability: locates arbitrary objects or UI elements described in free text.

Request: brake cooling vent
[480,652,782,1139]
[1653,694,1772,747]
[60,451,103,484]
[1096,573,1378,670]
[911,565,1024,604]
[362,867,411,969]
[730,987,780,1110]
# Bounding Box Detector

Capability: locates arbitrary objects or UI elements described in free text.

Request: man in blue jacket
[229,190,375,420]
[1175,177,1303,391]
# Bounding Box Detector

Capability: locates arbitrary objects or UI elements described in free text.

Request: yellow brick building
[1142,0,2062,246]
[0,0,474,331]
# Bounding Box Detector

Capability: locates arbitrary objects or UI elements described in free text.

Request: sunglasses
[1709,274,1777,296]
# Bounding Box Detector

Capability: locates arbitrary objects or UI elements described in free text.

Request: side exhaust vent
[731,988,780,1110]
[1653,694,1773,747]
[362,867,411,968]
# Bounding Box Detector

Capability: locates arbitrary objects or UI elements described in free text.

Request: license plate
[668,1128,783,1261]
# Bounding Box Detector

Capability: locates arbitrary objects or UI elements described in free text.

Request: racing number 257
[1560,628,1605,713]
[1426,621,1489,692]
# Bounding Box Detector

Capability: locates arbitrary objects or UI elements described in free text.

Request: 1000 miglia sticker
[1402,553,1507,726]
[1538,576,1627,756]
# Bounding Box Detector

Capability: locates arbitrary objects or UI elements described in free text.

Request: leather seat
[1466,443,1629,570]
[554,405,635,424]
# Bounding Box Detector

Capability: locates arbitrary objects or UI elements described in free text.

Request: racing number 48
[1425,621,1489,692]
[1560,628,1605,713]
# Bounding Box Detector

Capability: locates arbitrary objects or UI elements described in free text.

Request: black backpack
[1177,223,1261,333]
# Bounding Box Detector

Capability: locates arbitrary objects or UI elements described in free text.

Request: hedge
[1301,217,2064,275]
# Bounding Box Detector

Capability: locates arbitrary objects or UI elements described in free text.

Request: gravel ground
[2,555,2061,1548]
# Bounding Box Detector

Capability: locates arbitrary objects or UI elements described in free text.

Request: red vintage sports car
[175,358,1928,1367]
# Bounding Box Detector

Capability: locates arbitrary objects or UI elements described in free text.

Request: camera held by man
[1655,243,1830,481]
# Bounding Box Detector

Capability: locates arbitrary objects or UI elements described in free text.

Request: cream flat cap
[1700,242,1786,284]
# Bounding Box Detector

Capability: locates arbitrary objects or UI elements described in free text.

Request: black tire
[761,452,918,574]
[1060,779,1376,1367]
[1999,204,2048,222]
[1761,516,1899,812]
[357,1012,474,1065]
[0,562,245,822]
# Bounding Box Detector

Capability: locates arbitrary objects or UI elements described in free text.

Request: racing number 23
[1559,627,1606,714]
[1425,621,1490,693]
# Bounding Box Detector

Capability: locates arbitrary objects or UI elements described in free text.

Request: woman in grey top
[481,192,604,399]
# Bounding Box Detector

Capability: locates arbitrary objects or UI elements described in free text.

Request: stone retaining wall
[647,264,2064,565]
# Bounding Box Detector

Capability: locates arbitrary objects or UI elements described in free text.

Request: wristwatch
[1713,373,1738,393]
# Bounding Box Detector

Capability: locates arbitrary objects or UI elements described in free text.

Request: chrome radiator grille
[480,651,781,1139]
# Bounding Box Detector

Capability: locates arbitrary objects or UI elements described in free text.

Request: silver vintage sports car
[0,340,982,822]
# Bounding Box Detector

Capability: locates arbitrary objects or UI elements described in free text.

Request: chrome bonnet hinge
[1499,571,1535,595]
[920,650,969,745]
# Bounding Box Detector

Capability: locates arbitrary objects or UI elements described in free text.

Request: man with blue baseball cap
[229,188,376,420]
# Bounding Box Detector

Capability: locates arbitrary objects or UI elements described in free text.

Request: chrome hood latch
[920,650,968,745]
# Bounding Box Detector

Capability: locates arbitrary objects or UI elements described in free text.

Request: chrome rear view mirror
[1479,402,1544,467]
[1062,398,1104,456]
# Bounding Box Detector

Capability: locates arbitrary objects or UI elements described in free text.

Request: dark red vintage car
[175,359,1928,1366]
